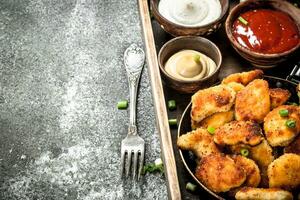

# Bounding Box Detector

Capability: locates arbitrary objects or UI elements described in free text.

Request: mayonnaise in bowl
[165,50,217,81]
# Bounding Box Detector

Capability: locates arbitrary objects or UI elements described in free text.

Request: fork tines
[120,135,145,180]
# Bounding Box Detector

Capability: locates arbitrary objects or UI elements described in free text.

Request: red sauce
[232,9,300,54]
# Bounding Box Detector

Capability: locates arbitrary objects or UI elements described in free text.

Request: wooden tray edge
[137,0,182,199]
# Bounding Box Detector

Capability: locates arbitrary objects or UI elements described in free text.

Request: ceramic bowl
[158,36,222,93]
[150,0,229,36]
[225,0,300,68]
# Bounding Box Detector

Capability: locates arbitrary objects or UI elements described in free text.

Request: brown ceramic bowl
[158,36,222,93]
[150,0,229,36]
[225,0,300,68]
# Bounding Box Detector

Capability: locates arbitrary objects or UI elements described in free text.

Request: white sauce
[165,50,217,81]
[158,0,222,27]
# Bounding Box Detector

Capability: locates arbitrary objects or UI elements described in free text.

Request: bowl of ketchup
[225,0,300,68]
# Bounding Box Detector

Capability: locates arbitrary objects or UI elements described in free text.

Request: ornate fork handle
[124,44,145,135]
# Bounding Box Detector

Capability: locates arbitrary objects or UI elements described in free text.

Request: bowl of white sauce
[151,0,229,36]
[158,36,222,93]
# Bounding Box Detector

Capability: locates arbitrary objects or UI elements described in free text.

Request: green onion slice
[286,119,296,128]
[142,162,164,174]
[186,182,197,192]
[168,119,177,126]
[207,126,215,135]
[193,54,201,64]
[154,158,163,166]
[117,100,128,109]
[238,16,248,25]
[279,109,289,117]
[240,148,249,157]
[167,100,176,111]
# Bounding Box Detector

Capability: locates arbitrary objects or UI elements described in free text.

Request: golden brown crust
[229,140,274,188]
[222,70,263,85]
[195,154,246,193]
[235,79,271,123]
[231,155,261,187]
[268,153,300,190]
[226,82,245,93]
[249,140,275,187]
[195,110,235,129]
[235,187,293,200]
[264,105,300,147]
[269,88,291,109]
[284,135,300,155]
[177,128,220,158]
[214,121,263,146]
[229,140,274,170]
[191,85,236,123]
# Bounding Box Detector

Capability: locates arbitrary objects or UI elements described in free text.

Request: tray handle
[286,61,300,83]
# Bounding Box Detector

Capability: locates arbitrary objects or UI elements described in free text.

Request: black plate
[177,76,299,200]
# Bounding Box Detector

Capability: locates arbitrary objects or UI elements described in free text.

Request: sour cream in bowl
[159,0,222,27]
[150,0,229,36]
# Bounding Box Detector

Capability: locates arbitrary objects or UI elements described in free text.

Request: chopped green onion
[154,158,163,166]
[193,54,201,64]
[279,109,289,117]
[286,119,296,128]
[186,182,197,192]
[207,126,215,135]
[238,16,248,25]
[169,118,177,126]
[117,100,128,109]
[142,162,164,175]
[240,148,249,157]
[167,100,176,111]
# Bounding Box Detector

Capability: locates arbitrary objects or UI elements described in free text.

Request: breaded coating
[249,140,274,187]
[191,119,201,130]
[195,154,246,193]
[177,128,220,158]
[195,110,234,129]
[250,140,275,170]
[232,155,261,187]
[284,135,300,155]
[269,88,291,109]
[268,153,300,190]
[235,79,271,123]
[264,105,300,147]
[191,85,236,123]
[229,140,274,187]
[226,82,245,93]
[229,140,274,169]
[214,121,263,146]
[235,187,293,200]
[222,70,263,85]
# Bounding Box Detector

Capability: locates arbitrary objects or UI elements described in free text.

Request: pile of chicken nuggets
[177,70,300,200]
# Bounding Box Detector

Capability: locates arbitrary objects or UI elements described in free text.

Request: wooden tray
[138,0,300,199]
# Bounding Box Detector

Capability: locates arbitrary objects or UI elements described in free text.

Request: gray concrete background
[0,0,167,199]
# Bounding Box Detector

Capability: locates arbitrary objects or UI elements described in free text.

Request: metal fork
[120,44,145,180]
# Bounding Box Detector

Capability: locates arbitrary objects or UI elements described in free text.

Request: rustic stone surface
[0,0,167,199]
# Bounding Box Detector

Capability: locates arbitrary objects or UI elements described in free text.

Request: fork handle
[127,67,142,135]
